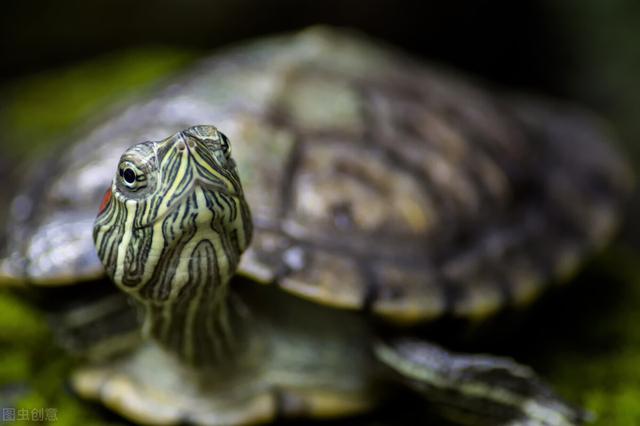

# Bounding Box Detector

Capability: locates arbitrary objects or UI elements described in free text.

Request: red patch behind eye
[98,186,112,215]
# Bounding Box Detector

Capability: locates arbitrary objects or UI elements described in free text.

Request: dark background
[0,0,597,93]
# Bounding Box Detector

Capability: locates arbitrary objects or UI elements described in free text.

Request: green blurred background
[0,0,640,424]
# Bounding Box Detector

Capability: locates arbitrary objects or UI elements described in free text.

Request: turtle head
[93,125,252,304]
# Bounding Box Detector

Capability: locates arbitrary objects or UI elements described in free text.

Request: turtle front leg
[71,341,376,425]
[375,338,589,426]
[71,342,280,426]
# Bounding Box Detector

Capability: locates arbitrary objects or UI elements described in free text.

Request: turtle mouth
[131,180,240,230]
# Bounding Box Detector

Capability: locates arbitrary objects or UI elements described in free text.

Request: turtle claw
[376,338,589,426]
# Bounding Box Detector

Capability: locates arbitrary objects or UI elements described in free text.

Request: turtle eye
[118,161,147,192]
[123,168,136,185]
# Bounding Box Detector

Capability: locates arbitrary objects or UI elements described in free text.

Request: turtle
[0,27,633,425]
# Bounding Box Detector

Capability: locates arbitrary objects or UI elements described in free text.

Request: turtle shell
[0,27,632,323]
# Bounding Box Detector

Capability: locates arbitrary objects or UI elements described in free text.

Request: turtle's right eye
[118,161,147,192]
[122,168,136,185]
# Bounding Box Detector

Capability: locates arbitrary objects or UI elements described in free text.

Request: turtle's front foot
[70,343,278,426]
[376,337,590,426]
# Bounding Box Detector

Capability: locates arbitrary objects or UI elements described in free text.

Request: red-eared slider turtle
[0,28,633,425]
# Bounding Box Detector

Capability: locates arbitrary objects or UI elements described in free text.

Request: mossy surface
[543,247,640,426]
[0,47,197,158]
[0,289,112,425]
